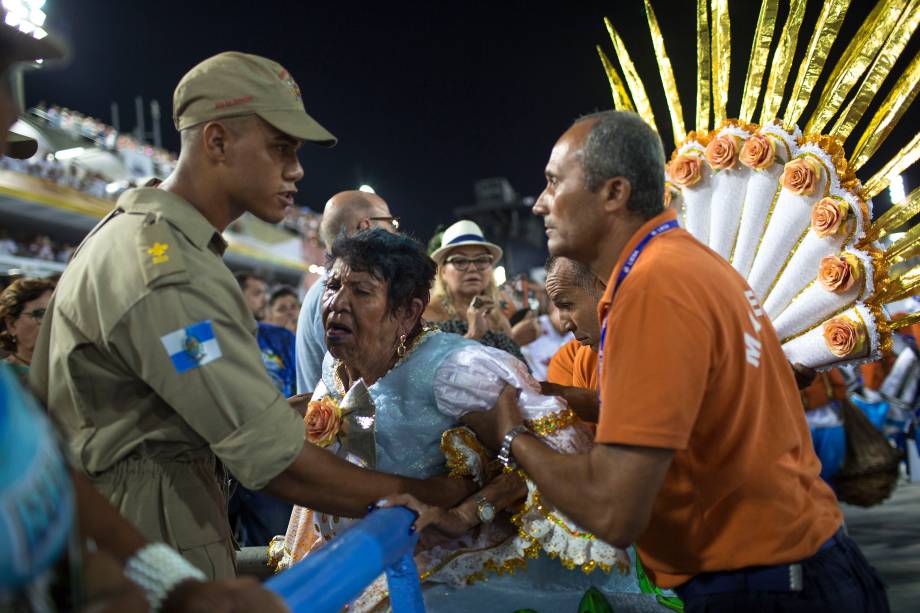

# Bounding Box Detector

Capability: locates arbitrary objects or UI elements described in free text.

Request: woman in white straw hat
[425,219,523,361]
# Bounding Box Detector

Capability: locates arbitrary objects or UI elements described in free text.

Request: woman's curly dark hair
[329,229,436,316]
[0,277,55,352]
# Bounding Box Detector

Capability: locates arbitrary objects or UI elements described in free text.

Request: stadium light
[3,0,47,39]
[358,184,375,194]
[54,147,84,160]
[888,174,906,204]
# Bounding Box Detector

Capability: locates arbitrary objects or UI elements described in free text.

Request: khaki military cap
[173,51,336,147]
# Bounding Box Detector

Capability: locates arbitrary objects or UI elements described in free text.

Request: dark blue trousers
[228,484,293,548]
[676,532,889,612]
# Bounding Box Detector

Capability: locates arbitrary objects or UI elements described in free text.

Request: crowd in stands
[31,103,179,177]
[0,230,73,263]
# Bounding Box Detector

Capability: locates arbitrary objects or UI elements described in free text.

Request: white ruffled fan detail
[600,0,920,371]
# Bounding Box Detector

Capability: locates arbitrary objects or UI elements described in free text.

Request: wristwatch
[475,496,496,524]
[497,424,529,469]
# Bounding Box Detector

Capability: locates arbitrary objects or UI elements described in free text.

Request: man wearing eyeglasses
[295,190,398,394]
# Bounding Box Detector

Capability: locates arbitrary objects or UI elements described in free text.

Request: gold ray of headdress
[831,2,920,140]
[874,264,920,305]
[597,46,636,112]
[696,0,712,132]
[783,0,851,128]
[863,131,920,198]
[849,49,920,171]
[889,310,920,330]
[710,0,730,126]
[604,17,659,132]
[865,186,920,242]
[760,0,807,124]
[739,0,779,123]
[644,0,686,144]
[883,223,920,264]
[805,0,909,134]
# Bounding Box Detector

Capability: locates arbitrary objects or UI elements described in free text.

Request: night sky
[25,0,917,242]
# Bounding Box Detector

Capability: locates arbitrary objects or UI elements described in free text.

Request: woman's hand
[380,493,477,548]
[465,297,494,340]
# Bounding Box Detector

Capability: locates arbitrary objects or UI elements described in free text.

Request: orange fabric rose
[818,254,860,293]
[781,157,823,196]
[739,134,776,169]
[668,154,702,187]
[705,134,740,170]
[822,316,866,358]
[305,397,342,447]
[811,198,848,237]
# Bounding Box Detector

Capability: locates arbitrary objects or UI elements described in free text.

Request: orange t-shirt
[547,338,580,385]
[595,209,842,589]
[572,345,598,390]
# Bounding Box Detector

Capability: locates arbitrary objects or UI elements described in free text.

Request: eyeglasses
[368,216,400,231]
[445,255,494,271]
[22,308,46,321]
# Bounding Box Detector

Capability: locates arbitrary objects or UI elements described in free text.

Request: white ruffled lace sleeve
[429,343,629,581]
[434,344,563,416]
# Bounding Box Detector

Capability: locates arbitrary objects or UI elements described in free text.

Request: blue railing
[266,506,426,612]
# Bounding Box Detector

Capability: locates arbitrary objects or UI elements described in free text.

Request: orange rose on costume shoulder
[782,157,823,196]
[739,134,776,169]
[811,197,849,237]
[818,254,861,293]
[822,316,866,358]
[669,154,702,187]
[704,134,740,170]
[305,397,343,447]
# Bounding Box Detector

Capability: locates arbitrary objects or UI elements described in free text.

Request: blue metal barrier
[266,506,425,612]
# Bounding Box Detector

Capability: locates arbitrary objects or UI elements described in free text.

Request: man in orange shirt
[546,337,580,386]
[464,111,888,611]
[541,256,602,420]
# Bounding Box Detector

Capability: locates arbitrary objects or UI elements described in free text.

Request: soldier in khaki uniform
[30,52,472,580]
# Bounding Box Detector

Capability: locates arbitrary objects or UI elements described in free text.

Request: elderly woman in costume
[273,229,674,612]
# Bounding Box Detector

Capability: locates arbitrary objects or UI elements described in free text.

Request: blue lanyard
[598,219,680,384]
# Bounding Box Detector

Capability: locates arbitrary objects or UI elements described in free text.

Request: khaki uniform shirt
[29,187,305,579]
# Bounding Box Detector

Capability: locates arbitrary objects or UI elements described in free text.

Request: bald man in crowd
[295,190,399,392]
[541,255,605,421]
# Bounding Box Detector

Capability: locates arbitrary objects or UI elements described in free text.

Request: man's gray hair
[575,111,665,220]
[546,255,597,293]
